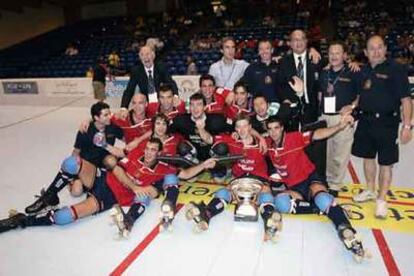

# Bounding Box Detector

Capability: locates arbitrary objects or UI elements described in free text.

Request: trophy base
[234,204,259,222]
[234,214,258,222]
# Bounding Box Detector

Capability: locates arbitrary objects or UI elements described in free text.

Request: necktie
[297,56,304,80]
[147,70,156,95]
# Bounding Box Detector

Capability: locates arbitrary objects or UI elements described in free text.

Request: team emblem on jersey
[363,79,372,90]
[265,75,272,84]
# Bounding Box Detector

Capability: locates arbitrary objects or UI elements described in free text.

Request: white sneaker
[375,199,388,219]
[353,190,377,203]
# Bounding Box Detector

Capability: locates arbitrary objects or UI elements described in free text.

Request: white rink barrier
[1,75,412,101]
[0,75,201,101]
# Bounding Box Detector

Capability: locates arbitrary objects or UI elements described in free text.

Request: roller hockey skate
[263,211,283,243]
[110,205,133,239]
[0,210,27,233]
[159,200,175,232]
[185,201,210,233]
[338,225,372,262]
[25,189,59,215]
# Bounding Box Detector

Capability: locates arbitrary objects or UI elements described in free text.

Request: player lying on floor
[0,138,217,237]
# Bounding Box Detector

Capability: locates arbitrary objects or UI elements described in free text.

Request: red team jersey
[204,88,231,114]
[225,104,255,122]
[146,101,186,122]
[267,131,315,187]
[127,134,184,161]
[111,114,152,144]
[213,134,268,179]
[106,154,177,206]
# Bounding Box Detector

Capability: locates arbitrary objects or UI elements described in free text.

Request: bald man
[352,35,412,219]
[121,45,178,108]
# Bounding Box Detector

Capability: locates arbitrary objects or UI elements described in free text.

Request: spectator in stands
[65,44,78,56]
[108,50,121,69]
[92,57,109,101]
[208,37,249,89]
[121,46,178,108]
[86,67,94,78]
[131,40,140,52]
[186,56,198,75]
[146,37,164,52]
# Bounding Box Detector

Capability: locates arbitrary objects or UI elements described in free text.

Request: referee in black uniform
[352,35,412,219]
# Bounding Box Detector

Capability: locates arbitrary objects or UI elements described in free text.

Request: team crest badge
[363,79,372,90]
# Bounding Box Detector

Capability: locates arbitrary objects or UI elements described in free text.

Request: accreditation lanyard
[324,67,345,113]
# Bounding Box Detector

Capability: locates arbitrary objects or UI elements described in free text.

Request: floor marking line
[110,204,184,276]
[348,161,360,184]
[348,160,401,276]
[372,229,402,276]
[0,97,85,129]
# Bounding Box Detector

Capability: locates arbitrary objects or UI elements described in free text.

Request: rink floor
[0,96,413,276]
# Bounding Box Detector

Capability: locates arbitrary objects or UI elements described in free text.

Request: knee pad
[314,192,335,213]
[258,192,274,206]
[210,142,229,157]
[103,155,118,171]
[134,195,151,207]
[274,193,293,214]
[214,188,232,203]
[163,174,179,188]
[61,156,80,175]
[52,207,74,225]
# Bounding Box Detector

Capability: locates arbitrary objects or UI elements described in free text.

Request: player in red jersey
[185,114,282,241]
[0,138,216,236]
[128,113,184,162]
[199,74,234,114]
[225,81,254,123]
[266,115,371,261]
[145,84,186,122]
[110,94,153,150]
[105,137,216,234]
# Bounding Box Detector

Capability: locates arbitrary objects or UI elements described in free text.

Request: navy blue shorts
[352,118,399,165]
[88,171,117,212]
[290,171,327,201]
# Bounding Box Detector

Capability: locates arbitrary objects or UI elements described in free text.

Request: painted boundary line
[348,160,401,276]
[110,204,184,275]
[0,96,85,129]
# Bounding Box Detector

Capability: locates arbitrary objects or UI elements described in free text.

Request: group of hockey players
[0,84,370,262]
[9,30,414,263]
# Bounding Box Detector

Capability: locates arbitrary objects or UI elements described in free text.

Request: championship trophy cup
[230,177,263,222]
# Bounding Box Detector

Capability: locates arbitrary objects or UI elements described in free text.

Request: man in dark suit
[121,46,178,108]
[279,29,326,130]
[278,29,327,179]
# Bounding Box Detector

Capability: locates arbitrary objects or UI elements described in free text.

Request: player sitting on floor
[266,115,371,261]
[185,115,282,242]
[0,138,217,236]
[24,102,125,215]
